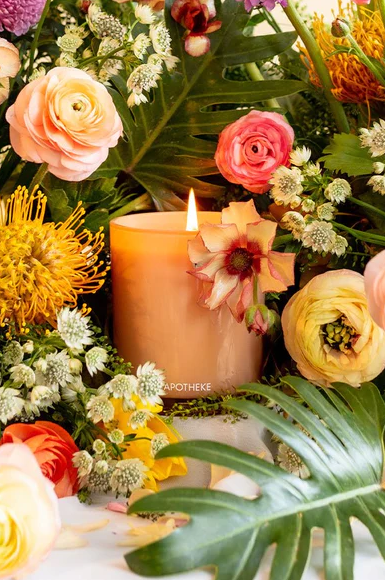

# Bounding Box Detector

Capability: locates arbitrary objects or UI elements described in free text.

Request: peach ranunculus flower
[0,39,20,105]
[215,111,294,194]
[188,199,296,322]
[1,421,79,498]
[0,443,60,579]
[364,249,385,330]
[6,67,123,181]
[282,269,385,387]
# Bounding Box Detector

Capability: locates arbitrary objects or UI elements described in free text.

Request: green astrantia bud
[245,304,281,338]
[331,18,352,38]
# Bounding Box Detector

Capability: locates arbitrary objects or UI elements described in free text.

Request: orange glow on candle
[186,188,198,231]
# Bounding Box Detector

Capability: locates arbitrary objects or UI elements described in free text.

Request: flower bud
[331,18,351,38]
[245,304,281,338]
[22,340,34,354]
[69,358,83,374]
[373,162,385,175]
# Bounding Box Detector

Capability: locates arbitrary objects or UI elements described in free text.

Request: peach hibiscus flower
[188,200,295,321]
[6,67,123,181]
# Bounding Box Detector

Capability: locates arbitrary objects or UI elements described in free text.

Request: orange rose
[0,421,79,498]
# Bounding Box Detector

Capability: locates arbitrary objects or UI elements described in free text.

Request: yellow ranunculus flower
[0,443,60,579]
[112,397,187,491]
[282,269,385,387]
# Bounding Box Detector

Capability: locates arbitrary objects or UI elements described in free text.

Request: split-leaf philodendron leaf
[126,376,385,580]
[97,0,306,209]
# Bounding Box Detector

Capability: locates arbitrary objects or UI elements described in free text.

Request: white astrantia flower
[93,439,106,454]
[368,175,385,195]
[135,4,155,24]
[98,37,125,76]
[301,198,315,213]
[2,341,24,367]
[269,166,303,207]
[57,307,93,351]
[22,340,34,354]
[127,64,161,107]
[280,211,306,241]
[0,388,24,423]
[132,33,151,60]
[22,397,40,418]
[277,443,309,479]
[37,350,73,388]
[289,146,312,167]
[373,161,385,174]
[73,450,93,479]
[129,409,153,430]
[302,220,336,254]
[101,374,138,400]
[136,362,166,406]
[85,346,109,377]
[150,22,172,57]
[60,375,86,403]
[147,53,164,70]
[302,162,321,177]
[108,429,125,445]
[317,202,335,221]
[87,4,126,42]
[87,464,114,493]
[150,433,169,458]
[87,395,115,424]
[360,120,385,157]
[110,458,148,494]
[331,235,349,257]
[57,33,84,53]
[95,460,109,475]
[163,54,180,72]
[30,385,60,409]
[10,364,35,387]
[324,178,351,204]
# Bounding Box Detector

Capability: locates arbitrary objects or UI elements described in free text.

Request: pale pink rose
[0,443,60,579]
[364,250,385,330]
[215,111,294,194]
[0,39,20,105]
[6,67,123,181]
[188,200,295,321]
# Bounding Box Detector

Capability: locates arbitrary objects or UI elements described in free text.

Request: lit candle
[110,192,263,399]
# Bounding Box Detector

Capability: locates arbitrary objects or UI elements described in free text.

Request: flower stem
[28,0,52,79]
[332,221,385,246]
[349,196,385,219]
[29,163,49,192]
[345,33,385,86]
[284,0,351,134]
[245,63,280,109]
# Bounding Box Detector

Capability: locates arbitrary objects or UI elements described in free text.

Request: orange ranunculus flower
[112,398,187,491]
[0,421,79,498]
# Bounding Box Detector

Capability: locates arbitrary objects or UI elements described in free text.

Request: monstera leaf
[127,376,385,580]
[102,0,306,209]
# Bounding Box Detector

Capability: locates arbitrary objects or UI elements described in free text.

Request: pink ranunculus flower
[351,0,370,4]
[215,111,294,194]
[6,67,123,182]
[0,443,60,579]
[188,200,295,321]
[364,250,385,330]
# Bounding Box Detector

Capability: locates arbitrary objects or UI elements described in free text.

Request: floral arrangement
[2,0,385,578]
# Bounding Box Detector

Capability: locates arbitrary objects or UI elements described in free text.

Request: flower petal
[188,233,212,266]
[205,269,239,310]
[188,253,226,281]
[200,223,239,252]
[258,254,294,293]
[222,200,261,239]
[268,251,296,286]
[185,34,210,57]
[246,220,277,255]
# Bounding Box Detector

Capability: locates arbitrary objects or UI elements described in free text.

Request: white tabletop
[27,496,385,580]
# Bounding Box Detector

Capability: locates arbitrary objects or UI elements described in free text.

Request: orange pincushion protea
[0,185,107,329]
[300,6,385,104]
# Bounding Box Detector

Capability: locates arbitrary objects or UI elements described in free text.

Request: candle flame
[186,188,198,231]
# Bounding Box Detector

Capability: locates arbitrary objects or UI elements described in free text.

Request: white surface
[28,496,385,580]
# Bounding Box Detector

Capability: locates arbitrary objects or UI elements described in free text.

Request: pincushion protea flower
[0,186,107,330]
[188,200,295,322]
[0,0,46,36]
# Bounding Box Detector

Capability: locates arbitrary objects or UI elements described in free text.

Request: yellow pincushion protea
[0,185,107,330]
[301,5,385,104]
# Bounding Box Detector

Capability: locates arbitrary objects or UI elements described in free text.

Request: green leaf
[46,189,73,222]
[127,377,385,580]
[113,0,305,209]
[320,133,375,176]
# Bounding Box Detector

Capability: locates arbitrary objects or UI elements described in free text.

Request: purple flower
[0,0,47,36]
[237,0,288,13]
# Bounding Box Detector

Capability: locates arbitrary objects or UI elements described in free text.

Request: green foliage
[102,0,306,209]
[127,376,385,580]
[320,133,375,176]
